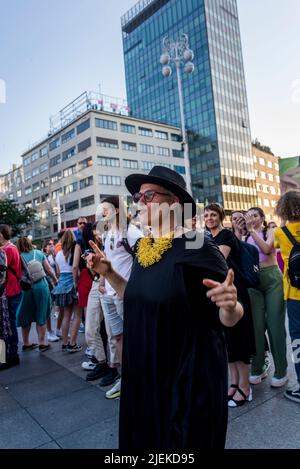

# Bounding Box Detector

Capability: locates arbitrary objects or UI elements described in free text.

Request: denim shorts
[100,294,123,337]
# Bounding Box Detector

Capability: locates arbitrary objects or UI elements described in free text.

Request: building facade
[253,145,281,221]
[0,164,24,202]
[20,92,184,239]
[121,0,257,212]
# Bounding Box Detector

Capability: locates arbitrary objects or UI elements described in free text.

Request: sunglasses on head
[133,190,172,203]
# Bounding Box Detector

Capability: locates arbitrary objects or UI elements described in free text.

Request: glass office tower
[121,0,257,210]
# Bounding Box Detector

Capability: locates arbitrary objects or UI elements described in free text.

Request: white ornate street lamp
[160,33,194,194]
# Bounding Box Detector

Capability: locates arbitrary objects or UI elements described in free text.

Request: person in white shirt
[99,196,142,399]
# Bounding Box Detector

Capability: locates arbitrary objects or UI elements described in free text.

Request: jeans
[100,294,123,337]
[287,299,300,384]
[7,293,22,357]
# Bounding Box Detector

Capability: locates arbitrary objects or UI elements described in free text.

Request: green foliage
[0,199,36,236]
[252,138,274,156]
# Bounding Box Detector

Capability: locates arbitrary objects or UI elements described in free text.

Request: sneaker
[85,347,93,358]
[98,368,119,387]
[249,369,269,385]
[105,378,121,399]
[79,323,85,333]
[284,387,300,403]
[47,331,60,342]
[86,362,110,381]
[67,343,83,353]
[56,329,62,338]
[264,353,271,373]
[62,344,68,351]
[271,375,288,388]
[81,356,99,371]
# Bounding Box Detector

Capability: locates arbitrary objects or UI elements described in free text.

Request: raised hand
[244,213,255,232]
[203,269,237,314]
[87,240,112,277]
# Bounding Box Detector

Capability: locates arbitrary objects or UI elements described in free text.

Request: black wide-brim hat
[125,165,196,218]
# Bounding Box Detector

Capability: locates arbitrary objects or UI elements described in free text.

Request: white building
[20,92,185,239]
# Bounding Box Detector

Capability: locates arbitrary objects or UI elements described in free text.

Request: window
[141,161,155,170]
[96,137,118,149]
[40,147,48,157]
[138,127,153,137]
[95,118,117,131]
[256,183,261,192]
[267,161,273,169]
[64,182,78,195]
[41,179,48,188]
[78,157,93,170]
[263,185,269,193]
[259,158,265,166]
[97,156,120,167]
[40,163,48,173]
[275,163,279,171]
[174,165,185,174]
[81,195,95,208]
[270,186,276,195]
[52,189,63,200]
[260,171,266,179]
[41,193,49,203]
[61,128,75,144]
[32,182,39,192]
[171,134,181,142]
[264,199,270,207]
[98,175,121,186]
[78,138,91,153]
[122,141,137,152]
[120,123,135,134]
[50,154,61,167]
[65,201,79,212]
[17,189,22,198]
[80,176,93,189]
[63,165,76,178]
[155,130,168,140]
[49,138,60,151]
[33,197,40,206]
[140,144,154,154]
[50,171,62,183]
[172,149,184,158]
[275,175,280,183]
[61,146,75,161]
[32,168,39,177]
[25,173,31,181]
[123,159,138,169]
[77,119,90,134]
[31,152,39,162]
[157,146,170,156]
[24,157,30,166]
[268,174,274,182]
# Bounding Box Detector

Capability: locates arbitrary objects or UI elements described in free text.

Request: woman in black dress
[88,166,244,449]
[204,203,255,408]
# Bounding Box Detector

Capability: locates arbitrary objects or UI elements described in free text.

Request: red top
[2,241,22,297]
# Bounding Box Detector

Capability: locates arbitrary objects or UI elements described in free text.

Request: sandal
[228,387,252,408]
[22,343,38,351]
[228,384,238,401]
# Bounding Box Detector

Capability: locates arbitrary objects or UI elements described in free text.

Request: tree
[0,199,36,236]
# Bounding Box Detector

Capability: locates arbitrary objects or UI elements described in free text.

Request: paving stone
[57,417,118,449]
[0,386,22,415]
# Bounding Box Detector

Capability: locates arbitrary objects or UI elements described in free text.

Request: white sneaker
[249,369,269,385]
[105,378,121,399]
[81,360,97,371]
[55,329,62,338]
[47,331,60,342]
[85,347,93,358]
[271,375,288,388]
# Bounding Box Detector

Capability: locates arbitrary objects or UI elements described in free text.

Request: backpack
[22,250,46,284]
[231,238,260,288]
[281,226,300,289]
[0,250,8,297]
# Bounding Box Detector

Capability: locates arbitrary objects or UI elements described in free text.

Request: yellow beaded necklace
[137,232,174,268]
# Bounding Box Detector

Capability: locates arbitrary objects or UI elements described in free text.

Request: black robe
[119,233,229,449]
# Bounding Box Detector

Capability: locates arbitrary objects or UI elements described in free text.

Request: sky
[0,0,299,174]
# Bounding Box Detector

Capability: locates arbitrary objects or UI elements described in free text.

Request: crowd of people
[1,165,300,449]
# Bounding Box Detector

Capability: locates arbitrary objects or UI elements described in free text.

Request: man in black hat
[88,166,243,449]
